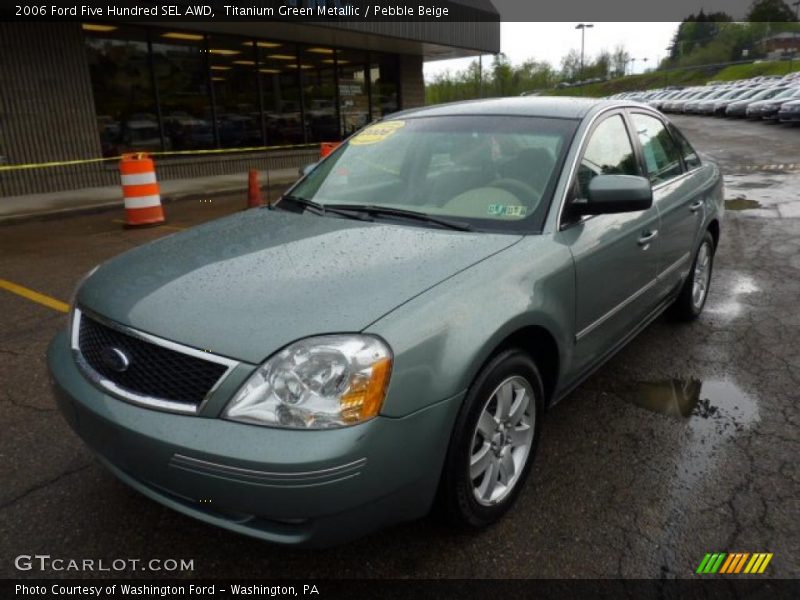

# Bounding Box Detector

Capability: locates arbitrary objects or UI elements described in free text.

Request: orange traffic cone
[247,169,262,209]
[119,153,165,227]
[320,142,340,158]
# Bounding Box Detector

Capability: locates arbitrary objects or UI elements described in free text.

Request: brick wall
[0,22,109,196]
[399,54,425,109]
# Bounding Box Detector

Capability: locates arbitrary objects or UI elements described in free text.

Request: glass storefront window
[371,54,399,119]
[258,42,305,145]
[151,31,214,151]
[300,46,339,143]
[83,25,158,157]
[83,26,403,154]
[336,49,369,137]
[207,37,262,148]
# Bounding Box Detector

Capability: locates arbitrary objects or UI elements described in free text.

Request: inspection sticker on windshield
[350,120,405,145]
[488,204,527,217]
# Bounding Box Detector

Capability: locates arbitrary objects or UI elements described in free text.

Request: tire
[670,231,715,321]
[438,349,545,529]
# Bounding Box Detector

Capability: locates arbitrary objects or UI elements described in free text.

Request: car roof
[388,96,621,121]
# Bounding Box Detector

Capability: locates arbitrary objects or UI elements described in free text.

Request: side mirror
[300,162,318,177]
[574,174,653,215]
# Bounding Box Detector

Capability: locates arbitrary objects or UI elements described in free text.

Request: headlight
[224,335,392,429]
[67,265,99,338]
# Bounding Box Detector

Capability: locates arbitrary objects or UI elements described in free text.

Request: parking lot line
[111,219,186,231]
[0,278,69,313]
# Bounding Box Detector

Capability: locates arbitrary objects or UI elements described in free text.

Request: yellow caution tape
[0,142,322,172]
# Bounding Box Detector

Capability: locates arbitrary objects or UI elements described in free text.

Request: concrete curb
[0,169,298,225]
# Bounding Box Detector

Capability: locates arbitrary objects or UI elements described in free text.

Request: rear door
[628,111,702,297]
[558,112,661,376]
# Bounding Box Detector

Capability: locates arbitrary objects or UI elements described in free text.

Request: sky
[423,22,681,81]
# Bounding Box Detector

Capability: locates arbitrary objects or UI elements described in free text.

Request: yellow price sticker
[350,121,405,146]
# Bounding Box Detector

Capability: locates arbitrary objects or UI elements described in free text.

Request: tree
[560,49,582,81]
[611,45,631,77]
[746,0,796,22]
[667,10,733,61]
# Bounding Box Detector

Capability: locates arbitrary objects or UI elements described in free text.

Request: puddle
[725,198,762,211]
[727,179,780,189]
[705,271,759,321]
[618,378,759,436]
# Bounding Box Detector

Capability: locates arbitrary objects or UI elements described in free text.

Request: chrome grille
[73,309,235,413]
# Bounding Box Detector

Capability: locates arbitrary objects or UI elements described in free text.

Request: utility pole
[575,23,594,79]
[792,2,799,74]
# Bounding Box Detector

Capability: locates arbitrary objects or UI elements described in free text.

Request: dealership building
[0,14,499,197]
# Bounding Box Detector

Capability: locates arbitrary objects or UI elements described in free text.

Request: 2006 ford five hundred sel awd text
[49,97,723,546]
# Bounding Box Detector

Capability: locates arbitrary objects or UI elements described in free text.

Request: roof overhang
[145,4,499,60]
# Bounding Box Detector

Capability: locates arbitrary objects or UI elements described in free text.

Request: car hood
[78,209,522,363]
[780,99,800,108]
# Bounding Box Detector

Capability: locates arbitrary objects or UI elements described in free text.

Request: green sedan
[48,97,723,546]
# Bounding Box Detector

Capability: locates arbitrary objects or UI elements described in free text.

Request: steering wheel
[486,178,541,204]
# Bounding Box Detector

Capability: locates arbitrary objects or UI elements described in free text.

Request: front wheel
[670,231,715,321]
[438,349,544,529]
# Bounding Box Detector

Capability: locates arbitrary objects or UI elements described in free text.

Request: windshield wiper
[274,194,325,213]
[275,195,373,222]
[329,204,472,231]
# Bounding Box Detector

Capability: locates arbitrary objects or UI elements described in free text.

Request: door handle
[690,200,704,212]
[638,230,659,246]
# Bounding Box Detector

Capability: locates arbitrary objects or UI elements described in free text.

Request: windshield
[289,115,579,232]
[774,87,800,100]
[758,87,788,100]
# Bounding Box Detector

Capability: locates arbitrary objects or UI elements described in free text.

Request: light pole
[575,23,594,79]
[792,1,799,74]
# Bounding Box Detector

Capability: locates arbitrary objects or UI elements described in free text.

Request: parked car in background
[711,86,767,116]
[688,88,733,114]
[49,97,723,547]
[778,98,800,124]
[702,88,749,116]
[729,86,789,118]
[746,86,800,120]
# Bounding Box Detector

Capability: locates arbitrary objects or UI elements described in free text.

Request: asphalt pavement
[0,116,798,579]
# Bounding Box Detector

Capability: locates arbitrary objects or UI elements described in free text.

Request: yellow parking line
[0,279,69,313]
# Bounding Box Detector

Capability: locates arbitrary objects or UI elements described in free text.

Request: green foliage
[746,0,797,22]
[662,21,799,70]
[425,53,560,104]
[548,60,800,99]
[424,18,800,105]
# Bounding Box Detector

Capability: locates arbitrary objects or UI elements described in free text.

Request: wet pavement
[1,116,798,579]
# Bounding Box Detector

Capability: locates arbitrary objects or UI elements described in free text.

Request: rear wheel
[439,349,544,529]
[670,231,715,321]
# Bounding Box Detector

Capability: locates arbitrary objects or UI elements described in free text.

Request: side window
[631,113,683,185]
[669,124,701,170]
[575,114,641,199]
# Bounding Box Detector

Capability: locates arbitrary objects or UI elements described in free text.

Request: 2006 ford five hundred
[49,97,723,546]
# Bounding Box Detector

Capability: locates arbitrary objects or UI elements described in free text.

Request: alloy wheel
[469,376,535,506]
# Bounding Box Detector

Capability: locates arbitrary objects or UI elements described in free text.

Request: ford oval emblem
[100,347,130,373]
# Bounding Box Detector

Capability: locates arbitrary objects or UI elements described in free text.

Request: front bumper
[778,109,800,122]
[48,330,462,547]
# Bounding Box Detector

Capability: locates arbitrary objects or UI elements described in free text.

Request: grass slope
[551,60,800,98]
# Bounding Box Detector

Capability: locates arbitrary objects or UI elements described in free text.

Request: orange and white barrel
[320,142,340,158]
[119,153,165,226]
